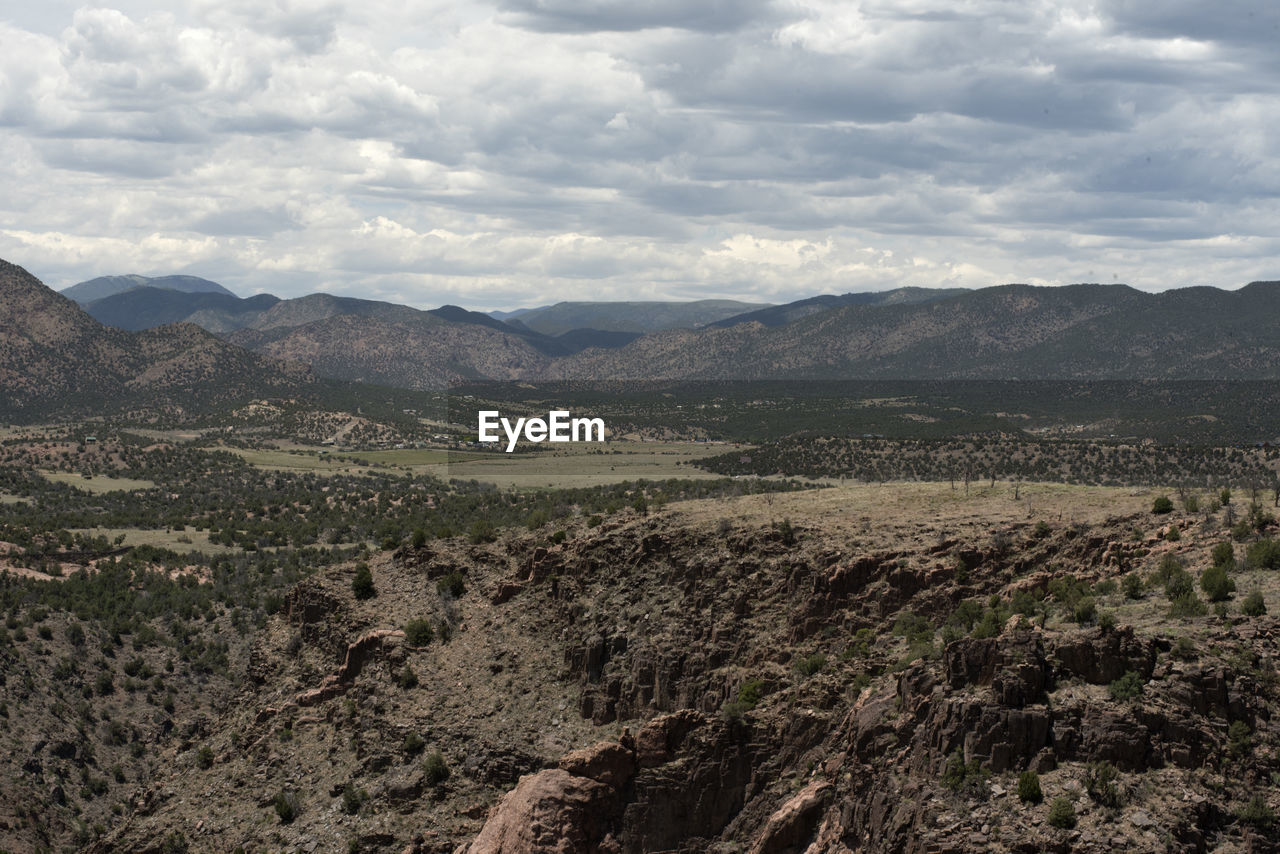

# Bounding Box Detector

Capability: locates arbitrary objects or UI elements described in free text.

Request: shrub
[424,751,450,786]
[970,606,1007,638]
[940,748,987,795]
[1200,564,1236,602]
[273,790,299,823]
[1165,526,1181,542]
[1237,794,1276,829]
[1227,720,1252,760]
[411,528,427,548]
[1171,636,1197,660]
[403,619,434,647]
[894,611,935,644]
[1152,496,1174,514]
[1122,573,1144,600]
[468,519,497,544]
[1246,538,1280,570]
[1220,488,1232,506]
[1108,671,1144,702]
[1047,796,1077,829]
[1183,494,1200,513]
[1241,590,1266,617]
[1094,578,1118,596]
[1017,770,1043,804]
[794,653,826,677]
[1034,520,1052,538]
[947,600,983,632]
[397,667,419,689]
[737,679,765,708]
[1211,541,1236,568]
[1071,597,1097,626]
[1162,562,1194,600]
[196,745,214,769]
[351,563,375,600]
[341,784,368,815]
[1169,593,1208,618]
[586,515,603,528]
[778,518,796,546]
[437,571,466,598]
[1084,761,1123,807]
[1098,611,1116,632]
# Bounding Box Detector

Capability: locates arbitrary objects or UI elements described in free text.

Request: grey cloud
[191,206,302,236]
[498,0,781,33]
[1105,0,1280,49]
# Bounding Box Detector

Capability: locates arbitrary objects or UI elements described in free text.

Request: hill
[0,260,311,419]
[552,282,1280,380]
[508,299,770,336]
[708,286,969,328]
[227,312,553,389]
[83,287,280,332]
[61,273,235,304]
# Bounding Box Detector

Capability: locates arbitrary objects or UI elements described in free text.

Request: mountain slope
[0,260,311,419]
[62,273,235,304]
[550,283,1280,380]
[708,287,970,329]
[510,299,771,336]
[228,312,552,389]
[83,287,280,332]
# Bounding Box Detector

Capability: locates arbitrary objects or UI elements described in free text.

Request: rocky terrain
[0,261,314,419]
[75,483,1279,853]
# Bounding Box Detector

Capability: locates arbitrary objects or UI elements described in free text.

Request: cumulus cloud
[0,0,1277,308]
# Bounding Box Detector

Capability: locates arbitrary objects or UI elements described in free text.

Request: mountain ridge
[62,273,235,304]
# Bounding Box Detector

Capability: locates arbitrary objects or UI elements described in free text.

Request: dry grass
[439,441,726,489]
[37,470,156,493]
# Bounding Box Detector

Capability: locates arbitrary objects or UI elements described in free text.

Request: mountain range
[0,261,311,418]
[8,260,1280,417]
[61,273,235,304]
[500,299,769,335]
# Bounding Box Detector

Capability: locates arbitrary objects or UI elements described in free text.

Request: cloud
[0,0,1278,309]
[497,0,781,33]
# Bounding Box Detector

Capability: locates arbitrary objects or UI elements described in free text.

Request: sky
[1,1,1278,310]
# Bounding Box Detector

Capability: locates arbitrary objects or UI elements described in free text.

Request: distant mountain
[83,287,280,332]
[487,306,547,321]
[552,282,1280,381]
[0,260,311,419]
[708,287,969,329]
[509,299,771,336]
[82,286,644,360]
[62,274,235,304]
[227,312,552,389]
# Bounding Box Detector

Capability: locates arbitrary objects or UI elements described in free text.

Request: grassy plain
[37,470,156,493]
[68,527,243,554]
[439,441,729,488]
[225,440,732,489]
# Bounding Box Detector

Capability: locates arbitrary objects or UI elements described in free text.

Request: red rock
[465,769,617,854]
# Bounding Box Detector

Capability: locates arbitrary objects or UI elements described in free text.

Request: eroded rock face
[747,780,831,854]
[465,769,619,854]
[465,712,753,854]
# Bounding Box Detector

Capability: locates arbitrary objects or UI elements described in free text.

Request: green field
[37,471,156,493]
[68,527,244,555]
[439,442,728,488]
[225,440,731,489]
